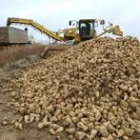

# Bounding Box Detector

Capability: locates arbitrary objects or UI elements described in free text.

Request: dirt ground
[0,52,63,140]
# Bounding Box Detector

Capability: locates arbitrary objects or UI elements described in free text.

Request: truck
[0,26,29,45]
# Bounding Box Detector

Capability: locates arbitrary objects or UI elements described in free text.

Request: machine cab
[79,19,96,40]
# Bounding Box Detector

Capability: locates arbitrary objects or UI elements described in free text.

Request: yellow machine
[7,17,123,44]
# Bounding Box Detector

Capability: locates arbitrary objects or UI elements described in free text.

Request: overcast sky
[0,0,140,42]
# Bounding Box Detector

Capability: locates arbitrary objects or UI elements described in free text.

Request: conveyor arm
[7,17,63,41]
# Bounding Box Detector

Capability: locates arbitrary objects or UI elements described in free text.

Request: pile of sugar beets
[9,36,140,140]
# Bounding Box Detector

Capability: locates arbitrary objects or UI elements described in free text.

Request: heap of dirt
[9,37,140,139]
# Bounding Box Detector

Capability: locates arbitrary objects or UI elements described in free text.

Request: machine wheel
[73,41,80,45]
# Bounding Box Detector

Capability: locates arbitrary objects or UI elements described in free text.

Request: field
[0,44,46,67]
